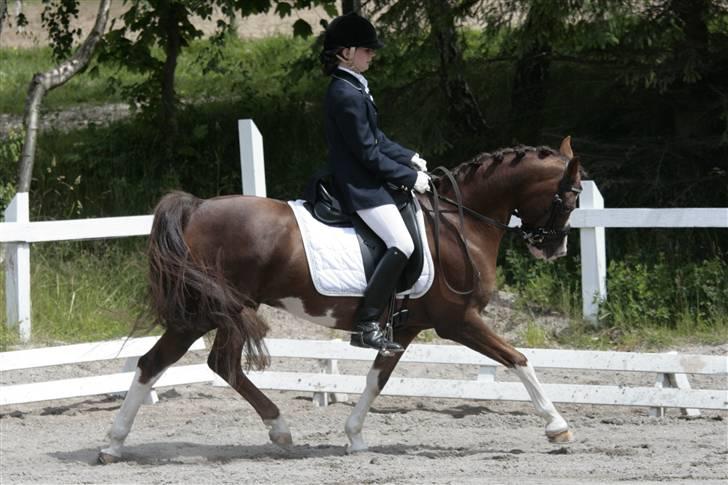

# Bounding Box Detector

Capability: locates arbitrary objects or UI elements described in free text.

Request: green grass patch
[0,47,136,115]
[0,36,318,116]
[0,240,152,350]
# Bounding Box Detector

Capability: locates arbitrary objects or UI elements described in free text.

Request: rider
[320,13,431,353]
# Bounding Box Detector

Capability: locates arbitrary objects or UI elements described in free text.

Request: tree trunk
[510,2,552,143]
[159,0,182,157]
[424,0,487,135]
[1,0,8,38]
[667,0,712,138]
[14,0,22,33]
[341,0,360,14]
[510,45,550,143]
[17,0,111,192]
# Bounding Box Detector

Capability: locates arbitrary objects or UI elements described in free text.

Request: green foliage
[41,0,82,61]
[0,240,150,349]
[600,255,728,330]
[501,247,580,316]
[521,321,548,348]
[0,129,22,211]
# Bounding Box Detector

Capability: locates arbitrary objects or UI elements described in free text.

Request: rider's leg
[352,204,414,352]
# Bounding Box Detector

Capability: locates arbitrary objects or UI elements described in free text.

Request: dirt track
[1,306,727,484]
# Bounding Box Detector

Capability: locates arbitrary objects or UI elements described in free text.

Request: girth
[303,179,424,293]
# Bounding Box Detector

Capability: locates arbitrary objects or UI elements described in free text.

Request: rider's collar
[336,67,369,93]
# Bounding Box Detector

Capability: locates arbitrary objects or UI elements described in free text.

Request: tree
[341,0,360,14]
[17,0,111,192]
[423,0,487,135]
[98,0,338,166]
[0,1,7,37]
[369,0,488,156]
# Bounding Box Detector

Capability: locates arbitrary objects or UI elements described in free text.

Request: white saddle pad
[288,199,434,298]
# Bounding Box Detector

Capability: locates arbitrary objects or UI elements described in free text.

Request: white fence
[1,120,726,341]
[1,337,726,414]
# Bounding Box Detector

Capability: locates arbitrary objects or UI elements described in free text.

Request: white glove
[413,171,431,193]
[411,153,428,172]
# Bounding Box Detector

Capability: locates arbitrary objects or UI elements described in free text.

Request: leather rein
[422,165,581,296]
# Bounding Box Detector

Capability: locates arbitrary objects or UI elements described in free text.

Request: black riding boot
[350,247,409,352]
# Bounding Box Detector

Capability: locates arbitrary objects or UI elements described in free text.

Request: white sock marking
[345,367,381,452]
[512,362,568,435]
[101,367,164,458]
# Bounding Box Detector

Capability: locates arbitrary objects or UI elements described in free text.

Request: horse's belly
[275,297,340,329]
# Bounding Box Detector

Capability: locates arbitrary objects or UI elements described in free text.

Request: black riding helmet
[323,13,384,50]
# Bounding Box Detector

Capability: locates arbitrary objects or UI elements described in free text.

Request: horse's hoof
[345,436,368,454]
[345,444,368,454]
[547,429,574,444]
[270,431,293,448]
[97,451,122,464]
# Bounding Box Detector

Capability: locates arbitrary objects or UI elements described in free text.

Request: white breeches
[356,204,414,257]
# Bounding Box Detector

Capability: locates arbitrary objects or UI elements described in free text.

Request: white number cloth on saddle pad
[288,199,434,298]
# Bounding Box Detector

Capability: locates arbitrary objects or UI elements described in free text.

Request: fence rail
[1,337,726,411]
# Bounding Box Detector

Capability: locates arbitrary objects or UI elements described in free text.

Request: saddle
[303,177,425,293]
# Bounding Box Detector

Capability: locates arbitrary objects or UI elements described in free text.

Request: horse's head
[514,137,582,261]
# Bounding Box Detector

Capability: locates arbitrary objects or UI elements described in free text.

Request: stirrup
[350,324,404,355]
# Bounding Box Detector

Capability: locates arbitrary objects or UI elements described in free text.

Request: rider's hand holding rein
[414,171,431,193]
[411,153,428,172]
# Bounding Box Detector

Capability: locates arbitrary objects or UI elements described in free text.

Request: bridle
[514,176,583,247]
[423,165,581,295]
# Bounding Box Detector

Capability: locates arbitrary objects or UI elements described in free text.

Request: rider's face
[340,47,375,73]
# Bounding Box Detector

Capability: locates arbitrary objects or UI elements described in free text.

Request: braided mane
[433,145,566,187]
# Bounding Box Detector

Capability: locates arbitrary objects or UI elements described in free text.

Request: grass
[0,47,134,115]
[0,240,152,350]
[2,243,725,351]
[0,36,317,116]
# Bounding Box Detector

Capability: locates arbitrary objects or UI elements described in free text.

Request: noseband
[515,185,582,247]
[424,166,581,295]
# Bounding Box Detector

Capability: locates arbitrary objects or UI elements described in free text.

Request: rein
[423,165,581,296]
[427,167,482,296]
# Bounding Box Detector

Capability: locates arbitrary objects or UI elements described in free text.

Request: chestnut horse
[99,137,582,463]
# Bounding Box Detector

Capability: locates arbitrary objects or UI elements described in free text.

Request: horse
[98,136,583,464]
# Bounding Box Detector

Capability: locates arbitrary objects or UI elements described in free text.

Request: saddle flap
[302,178,424,292]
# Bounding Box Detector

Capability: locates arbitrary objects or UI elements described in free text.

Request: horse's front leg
[99,329,204,464]
[436,310,573,443]
[345,327,420,453]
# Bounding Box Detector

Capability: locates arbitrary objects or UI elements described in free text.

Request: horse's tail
[146,191,269,370]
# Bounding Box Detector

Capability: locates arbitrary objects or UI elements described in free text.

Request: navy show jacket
[324,69,418,214]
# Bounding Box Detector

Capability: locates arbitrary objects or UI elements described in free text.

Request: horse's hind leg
[99,329,204,463]
[207,323,292,447]
[345,326,420,453]
[436,310,573,444]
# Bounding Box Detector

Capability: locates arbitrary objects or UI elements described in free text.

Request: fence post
[4,192,32,342]
[648,351,700,417]
[238,119,267,197]
[579,181,607,324]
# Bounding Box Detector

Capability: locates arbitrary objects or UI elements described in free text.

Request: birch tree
[17,0,111,192]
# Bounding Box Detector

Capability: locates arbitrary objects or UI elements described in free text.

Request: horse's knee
[510,351,528,368]
[137,351,163,384]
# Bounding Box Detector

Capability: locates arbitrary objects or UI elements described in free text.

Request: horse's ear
[565,156,580,181]
[559,136,574,159]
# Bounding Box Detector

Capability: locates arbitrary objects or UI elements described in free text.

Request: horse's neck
[457,167,523,224]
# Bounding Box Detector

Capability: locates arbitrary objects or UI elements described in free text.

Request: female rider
[320,13,431,353]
